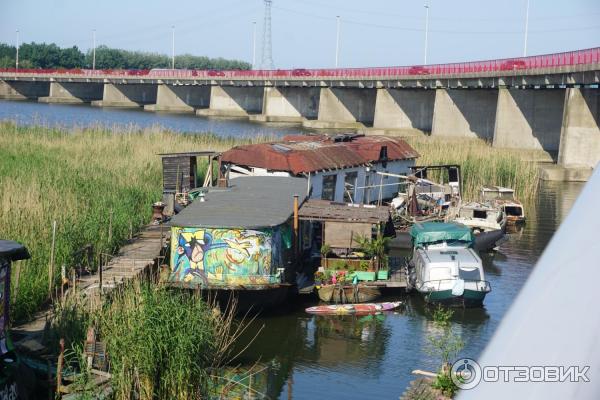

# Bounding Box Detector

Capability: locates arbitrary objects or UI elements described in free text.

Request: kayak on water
[305,301,403,315]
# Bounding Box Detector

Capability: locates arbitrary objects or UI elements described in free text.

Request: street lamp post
[335,15,340,68]
[92,29,96,70]
[523,0,530,56]
[252,21,257,69]
[423,3,430,65]
[171,25,175,69]
[15,30,19,70]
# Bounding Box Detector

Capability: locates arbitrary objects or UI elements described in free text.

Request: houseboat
[167,176,308,312]
[219,133,419,204]
[407,222,491,307]
[453,202,507,233]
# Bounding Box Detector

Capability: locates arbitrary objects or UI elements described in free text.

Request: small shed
[158,151,220,193]
[158,151,220,215]
[298,200,393,250]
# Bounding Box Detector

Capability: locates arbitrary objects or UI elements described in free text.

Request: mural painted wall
[170,226,291,286]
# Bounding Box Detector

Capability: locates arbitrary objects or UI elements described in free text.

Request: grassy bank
[0,121,273,322]
[51,281,243,399]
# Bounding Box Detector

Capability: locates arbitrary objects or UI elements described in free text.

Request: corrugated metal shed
[168,176,308,229]
[220,135,419,175]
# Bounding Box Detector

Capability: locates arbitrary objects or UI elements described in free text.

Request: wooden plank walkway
[11,224,169,353]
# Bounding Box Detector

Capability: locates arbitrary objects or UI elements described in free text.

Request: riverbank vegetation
[0,42,251,70]
[51,280,246,399]
[0,121,272,322]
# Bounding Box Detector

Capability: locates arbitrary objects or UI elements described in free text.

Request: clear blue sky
[1,0,599,68]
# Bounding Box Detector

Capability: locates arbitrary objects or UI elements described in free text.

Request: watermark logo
[451,358,482,390]
[450,358,590,390]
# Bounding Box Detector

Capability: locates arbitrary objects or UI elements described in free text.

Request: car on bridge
[292,68,311,77]
[499,59,527,71]
[207,70,226,77]
[408,66,430,75]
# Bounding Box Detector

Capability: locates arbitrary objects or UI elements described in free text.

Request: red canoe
[305,301,403,315]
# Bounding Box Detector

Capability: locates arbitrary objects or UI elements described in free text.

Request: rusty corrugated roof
[220,135,419,175]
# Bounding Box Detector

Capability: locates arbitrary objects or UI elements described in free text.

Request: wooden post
[60,264,66,301]
[108,209,113,245]
[56,338,65,395]
[13,260,21,304]
[99,254,103,294]
[129,220,133,240]
[48,220,57,298]
[293,195,299,261]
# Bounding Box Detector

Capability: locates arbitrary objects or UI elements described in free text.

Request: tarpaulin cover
[409,222,474,248]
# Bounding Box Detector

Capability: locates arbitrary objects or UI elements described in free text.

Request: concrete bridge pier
[38,82,104,104]
[370,88,434,136]
[0,80,49,100]
[431,88,497,141]
[493,88,564,155]
[558,88,600,168]
[92,83,157,108]
[303,87,376,129]
[249,86,319,123]
[196,86,263,118]
[144,84,210,113]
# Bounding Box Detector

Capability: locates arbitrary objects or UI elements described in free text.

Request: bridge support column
[558,88,600,169]
[0,80,49,100]
[196,86,263,118]
[303,87,376,129]
[370,88,434,136]
[38,82,104,104]
[92,83,157,108]
[431,88,497,141]
[249,86,319,123]
[144,84,210,113]
[493,88,564,155]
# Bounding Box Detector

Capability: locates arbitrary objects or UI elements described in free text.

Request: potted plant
[320,243,331,269]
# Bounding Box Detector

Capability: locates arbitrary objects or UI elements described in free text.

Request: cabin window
[321,174,337,201]
[473,209,488,219]
[344,172,358,203]
[505,206,523,217]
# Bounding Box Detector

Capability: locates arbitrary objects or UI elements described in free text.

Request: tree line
[0,42,251,70]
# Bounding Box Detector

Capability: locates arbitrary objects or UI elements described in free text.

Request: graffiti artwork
[170,227,287,286]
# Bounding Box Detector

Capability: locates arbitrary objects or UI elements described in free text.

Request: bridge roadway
[0,48,599,179]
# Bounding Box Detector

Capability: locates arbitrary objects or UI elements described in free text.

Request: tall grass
[0,121,274,322]
[50,281,246,399]
[406,136,540,200]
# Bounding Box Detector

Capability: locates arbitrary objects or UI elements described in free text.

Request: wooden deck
[11,224,169,353]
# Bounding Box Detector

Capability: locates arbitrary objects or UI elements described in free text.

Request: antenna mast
[260,0,274,69]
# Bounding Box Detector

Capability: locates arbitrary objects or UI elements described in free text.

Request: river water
[0,100,585,399]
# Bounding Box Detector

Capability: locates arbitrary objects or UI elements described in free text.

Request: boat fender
[452,279,465,296]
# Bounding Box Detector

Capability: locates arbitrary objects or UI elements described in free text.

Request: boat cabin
[167,176,308,288]
[481,185,525,223]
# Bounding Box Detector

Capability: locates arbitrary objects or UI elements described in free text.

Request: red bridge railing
[1,47,598,80]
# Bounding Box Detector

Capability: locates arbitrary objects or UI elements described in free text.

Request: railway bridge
[1,47,599,178]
